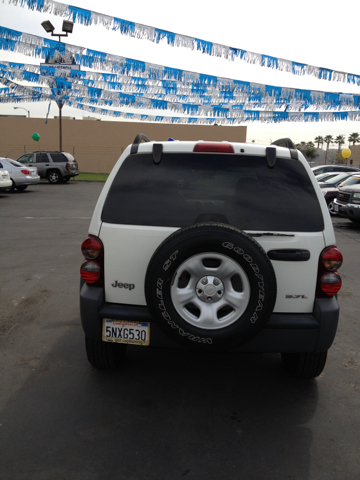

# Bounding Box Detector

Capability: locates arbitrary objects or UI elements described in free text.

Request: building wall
[349,144,360,165]
[0,117,247,173]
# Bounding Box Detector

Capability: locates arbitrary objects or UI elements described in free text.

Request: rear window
[51,153,68,163]
[102,153,324,232]
[7,159,24,168]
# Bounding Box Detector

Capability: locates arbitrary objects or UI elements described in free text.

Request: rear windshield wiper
[248,232,295,237]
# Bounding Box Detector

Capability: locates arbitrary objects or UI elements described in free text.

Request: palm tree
[314,136,324,149]
[324,135,333,164]
[334,135,345,157]
[348,132,360,147]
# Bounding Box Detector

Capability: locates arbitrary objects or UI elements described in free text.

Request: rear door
[34,152,51,178]
[99,151,328,314]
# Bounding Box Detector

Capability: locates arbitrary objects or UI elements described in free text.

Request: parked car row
[310,166,360,216]
[0,151,80,193]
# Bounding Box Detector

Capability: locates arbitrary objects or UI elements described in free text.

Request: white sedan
[0,169,12,190]
[0,157,40,192]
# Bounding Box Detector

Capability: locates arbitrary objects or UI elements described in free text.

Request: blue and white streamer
[3,88,360,124]
[1,60,360,112]
[5,0,360,85]
[2,79,360,124]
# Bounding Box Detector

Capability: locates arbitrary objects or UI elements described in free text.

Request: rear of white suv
[80,136,342,377]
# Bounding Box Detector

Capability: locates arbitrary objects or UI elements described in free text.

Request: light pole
[41,20,74,152]
[13,107,30,117]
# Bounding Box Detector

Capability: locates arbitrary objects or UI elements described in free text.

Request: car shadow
[0,329,318,480]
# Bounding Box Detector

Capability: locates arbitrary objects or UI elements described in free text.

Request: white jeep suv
[80,135,343,378]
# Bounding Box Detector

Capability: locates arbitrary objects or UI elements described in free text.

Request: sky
[1,0,360,145]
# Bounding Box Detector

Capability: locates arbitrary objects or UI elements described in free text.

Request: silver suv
[16,151,80,184]
[80,135,343,378]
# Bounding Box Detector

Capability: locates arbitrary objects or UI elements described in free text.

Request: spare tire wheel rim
[170,253,251,330]
[145,223,277,349]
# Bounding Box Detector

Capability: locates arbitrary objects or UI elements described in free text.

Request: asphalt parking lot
[0,181,359,480]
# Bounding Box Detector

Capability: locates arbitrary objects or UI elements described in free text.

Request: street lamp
[41,20,73,42]
[13,106,30,118]
[41,20,74,151]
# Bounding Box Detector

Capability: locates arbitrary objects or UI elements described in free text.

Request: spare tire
[145,223,277,349]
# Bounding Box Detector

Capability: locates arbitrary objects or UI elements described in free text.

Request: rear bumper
[80,281,339,353]
[15,176,40,186]
[65,169,80,178]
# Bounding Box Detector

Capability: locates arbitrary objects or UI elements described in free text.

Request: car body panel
[0,170,12,189]
[100,222,326,313]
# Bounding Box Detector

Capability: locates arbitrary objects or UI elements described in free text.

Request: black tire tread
[85,336,127,369]
[281,351,327,378]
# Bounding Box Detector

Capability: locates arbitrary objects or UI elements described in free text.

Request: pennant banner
[5,0,360,86]
[3,72,360,119]
[1,60,360,113]
[2,83,360,125]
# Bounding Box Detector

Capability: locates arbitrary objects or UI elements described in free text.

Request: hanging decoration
[2,75,360,120]
[2,84,360,125]
[2,26,360,89]
[4,0,360,85]
[1,59,360,113]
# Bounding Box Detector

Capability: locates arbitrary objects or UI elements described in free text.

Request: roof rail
[130,133,150,154]
[271,138,295,149]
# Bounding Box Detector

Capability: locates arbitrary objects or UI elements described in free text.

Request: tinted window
[17,154,34,163]
[102,153,324,232]
[36,153,49,163]
[51,153,67,163]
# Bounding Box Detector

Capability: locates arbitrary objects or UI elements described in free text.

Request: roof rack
[271,138,295,149]
[130,133,150,154]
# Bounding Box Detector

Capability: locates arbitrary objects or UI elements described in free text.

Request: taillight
[21,169,31,175]
[80,261,101,283]
[81,235,104,285]
[82,236,102,259]
[320,273,342,295]
[193,142,235,153]
[322,247,343,271]
[66,163,70,170]
[317,246,343,297]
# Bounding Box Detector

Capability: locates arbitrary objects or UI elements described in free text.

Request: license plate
[102,319,150,346]
[334,204,339,212]
[31,171,36,176]
[2,175,7,179]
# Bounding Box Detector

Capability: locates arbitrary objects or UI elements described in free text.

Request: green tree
[314,136,324,149]
[348,132,360,147]
[296,142,319,162]
[334,135,345,158]
[324,135,333,164]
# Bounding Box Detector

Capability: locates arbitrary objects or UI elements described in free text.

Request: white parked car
[0,158,40,192]
[0,169,12,190]
[80,135,343,378]
[311,164,360,176]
